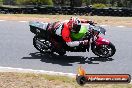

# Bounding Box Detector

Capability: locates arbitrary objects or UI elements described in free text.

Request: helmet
[68,17,81,33]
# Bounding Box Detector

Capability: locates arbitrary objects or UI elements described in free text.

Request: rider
[47,17,94,53]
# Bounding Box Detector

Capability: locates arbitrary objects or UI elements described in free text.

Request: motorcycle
[29,21,116,58]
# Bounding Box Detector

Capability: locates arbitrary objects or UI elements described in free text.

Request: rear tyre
[92,42,116,58]
[33,36,52,53]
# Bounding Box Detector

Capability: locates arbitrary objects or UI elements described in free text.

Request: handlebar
[89,25,106,35]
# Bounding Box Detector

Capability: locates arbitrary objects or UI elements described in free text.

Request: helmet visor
[72,24,81,33]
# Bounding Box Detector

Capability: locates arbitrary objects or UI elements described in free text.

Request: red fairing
[61,23,72,42]
[95,36,110,45]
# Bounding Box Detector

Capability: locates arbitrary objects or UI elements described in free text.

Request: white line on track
[0,66,76,78]
[116,26,125,28]
[99,25,127,28]
[0,20,6,21]
[18,21,29,23]
[100,25,108,27]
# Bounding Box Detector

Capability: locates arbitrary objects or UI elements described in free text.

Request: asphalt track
[0,20,132,76]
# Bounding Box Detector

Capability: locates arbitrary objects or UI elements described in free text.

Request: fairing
[95,36,110,45]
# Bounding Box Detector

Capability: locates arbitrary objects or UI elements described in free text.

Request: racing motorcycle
[29,21,116,58]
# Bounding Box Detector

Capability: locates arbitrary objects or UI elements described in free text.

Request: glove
[89,21,94,25]
[79,40,89,46]
[87,20,96,25]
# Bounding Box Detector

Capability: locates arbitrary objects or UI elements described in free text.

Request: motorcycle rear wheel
[92,42,116,58]
[33,36,52,53]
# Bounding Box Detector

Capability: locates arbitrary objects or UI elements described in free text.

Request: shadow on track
[21,52,114,66]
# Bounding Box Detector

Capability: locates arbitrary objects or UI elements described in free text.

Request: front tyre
[92,42,116,58]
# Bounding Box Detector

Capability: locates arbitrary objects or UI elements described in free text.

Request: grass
[0,14,131,27]
[0,72,132,88]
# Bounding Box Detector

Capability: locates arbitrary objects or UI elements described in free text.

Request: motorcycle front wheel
[91,42,116,58]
